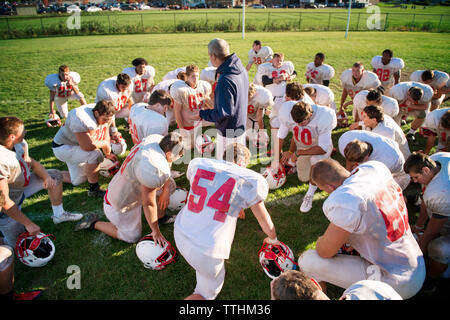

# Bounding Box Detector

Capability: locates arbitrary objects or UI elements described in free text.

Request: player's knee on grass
[117,229,141,244]
[296,156,312,182]
[298,250,323,278]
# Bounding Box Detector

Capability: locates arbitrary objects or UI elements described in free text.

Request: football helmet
[336,111,349,128]
[251,130,270,149]
[99,158,120,177]
[135,235,177,270]
[195,134,215,154]
[258,241,297,280]
[45,113,61,128]
[283,158,297,175]
[262,166,286,190]
[168,187,188,211]
[15,232,55,267]
[111,134,127,156]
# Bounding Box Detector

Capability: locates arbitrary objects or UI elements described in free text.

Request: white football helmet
[45,113,61,128]
[336,111,349,128]
[262,166,286,190]
[251,130,270,149]
[111,134,127,156]
[15,232,56,267]
[195,134,215,154]
[99,158,120,177]
[135,235,177,270]
[258,241,297,280]
[168,188,188,211]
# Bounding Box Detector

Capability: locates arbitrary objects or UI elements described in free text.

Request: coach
[199,38,249,160]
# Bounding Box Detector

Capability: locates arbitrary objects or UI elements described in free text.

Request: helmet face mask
[262,166,286,190]
[99,158,120,177]
[258,241,297,280]
[135,235,177,270]
[46,114,61,128]
[15,232,56,267]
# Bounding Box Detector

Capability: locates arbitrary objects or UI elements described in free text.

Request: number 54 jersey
[174,158,269,260]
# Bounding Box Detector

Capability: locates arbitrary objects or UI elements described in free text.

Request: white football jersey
[44,72,81,98]
[95,76,133,112]
[200,67,217,85]
[162,67,186,81]
[151,79,178,94]
[363,115,411,159]
[340,280,402,300]
[353,90,399,119]
[53,104,109,146]
[388,81,434,106]
[255,61,295,98]
[371,56,404,89]
[303,83,335,107]
[422,152,450,217]
[324,161,424,290]
[128,103,169,145]
[305,62,335,85]
[0,141,31,204]
[248,46,274,67]
[340,69,381,99]
[174,157,269,259]
[278,103,336,153]
[106,135,171,213]
[422,108,450,151]
[338,130,405,174]
[122,65,156,103]
[248,85,273,122]
[410,70,450,91]
[170,80,211,128]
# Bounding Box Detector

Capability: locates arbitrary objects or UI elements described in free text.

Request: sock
[306,183,317,196]
[52,204,64,217]
[89,182,99,192]
[408,129,416,135]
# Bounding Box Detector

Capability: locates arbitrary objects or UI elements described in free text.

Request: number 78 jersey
[174,158,269,259]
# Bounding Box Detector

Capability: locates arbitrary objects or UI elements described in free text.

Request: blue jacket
[199,53,248,138]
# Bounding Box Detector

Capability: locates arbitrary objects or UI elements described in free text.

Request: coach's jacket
[199,53,248,138]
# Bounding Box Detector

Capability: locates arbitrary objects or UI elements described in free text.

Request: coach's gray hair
[208,38,230,61]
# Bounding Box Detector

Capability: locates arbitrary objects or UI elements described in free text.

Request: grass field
[1,3,450,38]
[0,31,449,300]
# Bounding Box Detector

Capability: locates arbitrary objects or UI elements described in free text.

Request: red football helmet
[258,241,297,279]
[262,166,286,190]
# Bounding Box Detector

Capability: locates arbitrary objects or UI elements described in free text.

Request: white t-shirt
[53,104,109,146]
[248,85,273,122]
[278,103,336,153]
[353,90,399,119]
[95,76,133,112]
[324,161,424,289]
[122,65,156,103]
[371,56,404,89]
[338,130,405,174]
[106,135,170,213]
[44,72,81,98]
[305,62,335,85]
[174,157,269,259]
[421,108,450,151]
[303,83,335,107]
[423,152,450,217]
[128,103,169,145]
[340,69,381,99]
[410,70,450,91]
[248,46,274,67]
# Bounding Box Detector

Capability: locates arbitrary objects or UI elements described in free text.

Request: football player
[305,53,335,87]
[410,69,450,111]
[74,133,184,244]
[246,82,273,137]
[405,152,450,286]
[162,67,187,81]
[0,117,82,247]
[351,89,399,123]
[170,64,213,149]
[52,100,118,197]
[388,81,434,142]
[339,62,381,115]
[128,90,171,145]
[174,143,279,300]
[122,58,156,104]
[277,100,336,213]
[45,65,87,120]
[371,49,404,95]
[246,40,274,72]
[350,105,411,160]
[298,159,425,299]
[338,130,410,190]
[420,108,450,155]
[303,84,336,111]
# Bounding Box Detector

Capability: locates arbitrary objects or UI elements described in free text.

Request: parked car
[327,3,337,7]
[138,4,152,10]
[67,5,81,13]
[316,3,325,8]
[120,4,137,10]
[86,6,102,12]
[288,3,300,8]
[196,3,209,8]
[253,4,266,8]
[109,5,122,11]
[304,3,318,9]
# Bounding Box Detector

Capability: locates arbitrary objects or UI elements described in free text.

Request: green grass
[1,31,449,300]
[1,3,450,38]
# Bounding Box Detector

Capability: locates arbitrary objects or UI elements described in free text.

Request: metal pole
[384,13,389,31]
[345,0,352,39]
[267,11,270,30]
[205,12,208,32]
[141,13,143,31]
[6,17,11,36]
[411,14,415,31]
[242,0,245,39]
[108,14,111,33]
[299,12,302,30]
[173,13,176,31]
[356,12,360,31]
[438,14,443,32]
[40,16,45,33]
[328,12,331,31]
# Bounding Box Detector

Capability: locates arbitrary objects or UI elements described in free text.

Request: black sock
[0,289,14,301]
[89,182,100,192]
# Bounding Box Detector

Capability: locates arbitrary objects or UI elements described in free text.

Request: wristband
[288,150,293,154]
